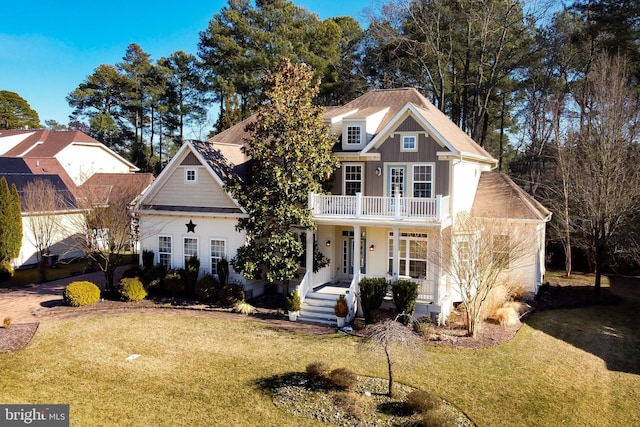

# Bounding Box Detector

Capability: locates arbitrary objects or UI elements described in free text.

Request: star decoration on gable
[186,219,197,233]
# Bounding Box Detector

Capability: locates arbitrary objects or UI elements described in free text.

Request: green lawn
[1,299,639,426]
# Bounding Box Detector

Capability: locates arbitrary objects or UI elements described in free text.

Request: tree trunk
[385,344,394,397]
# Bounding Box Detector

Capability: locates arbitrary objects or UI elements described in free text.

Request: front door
[388,166,406,213]
[342,237,366,279]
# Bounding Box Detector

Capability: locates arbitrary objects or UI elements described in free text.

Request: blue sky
[0,0,375,127]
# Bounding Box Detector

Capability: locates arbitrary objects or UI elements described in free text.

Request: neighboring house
[0,130,153,268]
[137,88,551,323]
[0,129,139,186]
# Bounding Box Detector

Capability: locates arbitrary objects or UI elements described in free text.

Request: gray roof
[1,173,78,210]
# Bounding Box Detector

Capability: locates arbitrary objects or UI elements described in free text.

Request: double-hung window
[388,232,428,279]
[158,236,172,268]
[343,164,362,195]
[210,239,226,276]
[183,237,198,266]
[412,164,433,198]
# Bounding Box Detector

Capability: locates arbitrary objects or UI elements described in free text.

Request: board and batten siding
[146,164,237,209]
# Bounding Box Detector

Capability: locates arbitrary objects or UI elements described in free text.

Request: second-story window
[346,125,362,145]
[413,164,433,198]
[185,168,197,183]
[344,164,362,195]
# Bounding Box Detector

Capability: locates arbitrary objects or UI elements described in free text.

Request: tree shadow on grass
[526,276,640,374]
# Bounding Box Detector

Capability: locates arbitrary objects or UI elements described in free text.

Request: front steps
[298,284,349,326]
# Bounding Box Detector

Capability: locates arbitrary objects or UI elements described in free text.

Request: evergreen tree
[0,178,22,264]
[228,58,338,293]
[0,90,40,129]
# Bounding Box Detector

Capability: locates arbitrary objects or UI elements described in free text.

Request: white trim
[345,124,363,146]
[411,163,435,198]
[182,236,199,268]
[185,167,198,184]
[209,237,227,276]
[401,134,418,152]
[342,162,364,195]
[158,235,173,268]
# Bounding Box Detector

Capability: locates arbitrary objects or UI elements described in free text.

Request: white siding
[450,160,491,217]
[56,144,132,185]
[138,214,247,285]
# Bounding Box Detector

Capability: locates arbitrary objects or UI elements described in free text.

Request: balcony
[309,192,450,222]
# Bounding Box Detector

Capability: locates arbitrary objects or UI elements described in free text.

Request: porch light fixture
[369,243,375,251]
[375,166,382,176]
[326,240,331,247]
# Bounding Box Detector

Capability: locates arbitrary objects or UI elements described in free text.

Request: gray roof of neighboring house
[1,173,78,210]
[471,171,551,221]
[0,157,32,173]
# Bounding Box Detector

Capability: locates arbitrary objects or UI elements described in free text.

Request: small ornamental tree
[228,58,338,295]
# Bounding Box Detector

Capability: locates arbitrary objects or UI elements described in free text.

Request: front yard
[1,282,639,426]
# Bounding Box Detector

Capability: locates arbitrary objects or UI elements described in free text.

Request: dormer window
[346,125,362,145]
[185,168,197,183]
[402,134,418,151]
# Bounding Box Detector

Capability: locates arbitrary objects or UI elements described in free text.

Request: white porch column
[392,226,400,280]
[353,225,361,277]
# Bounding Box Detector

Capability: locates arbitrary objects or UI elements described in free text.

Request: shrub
[413,316,436,337]
[142,250,155,270]
[0,261,14,281]
[406,389,441,414]
[285,290,301,312]
[122,265,143,279]
[195,274,220,302]
[3,316,11,329]
[163,270,185,297]
[326,367,358,391]
[359,277,388,323]
[334,391,367,421]
[419,407,458,427]
[392,279,419,325]
[63,281,100,306]
[118,277,147,302]
[219,284,244,307]
[234,300,255,315]
[185,256,200,297]
[306,361,330,381]
[218,258,229,286]
[142,264,167,295]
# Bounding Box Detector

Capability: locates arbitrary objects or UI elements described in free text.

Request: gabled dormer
[340,107,389,151]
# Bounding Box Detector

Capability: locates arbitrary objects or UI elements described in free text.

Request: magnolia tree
[433,212,535,338]
[228,58,338,294]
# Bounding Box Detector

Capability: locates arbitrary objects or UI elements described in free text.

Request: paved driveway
[0,266,131,323]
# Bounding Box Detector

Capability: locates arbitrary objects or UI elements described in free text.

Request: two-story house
[136,88,550,322]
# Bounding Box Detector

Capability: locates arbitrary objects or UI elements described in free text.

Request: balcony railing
[309,192,449,222]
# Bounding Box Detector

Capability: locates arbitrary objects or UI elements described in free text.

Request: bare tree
[73,179,147,293]
[21,179,71,282]
[569,54,640,292]
[433,212,536,338]
[361,319,421,397]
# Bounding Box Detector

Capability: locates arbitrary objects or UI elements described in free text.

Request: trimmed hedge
[392,280,419,325]
[359,277,389,323]
[63,281,100,306]
[118,277,147,302]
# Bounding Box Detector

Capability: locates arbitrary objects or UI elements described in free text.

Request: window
[413,165,433,198]
[388,232,428,278]
[343,164,362,195]
[402,135,417,151]
[210,239,226,276]
[492,234,510,267]
[185,168,197,183]
[183,237,198,266]
[346,126,362,145]
[158,236,172,268]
